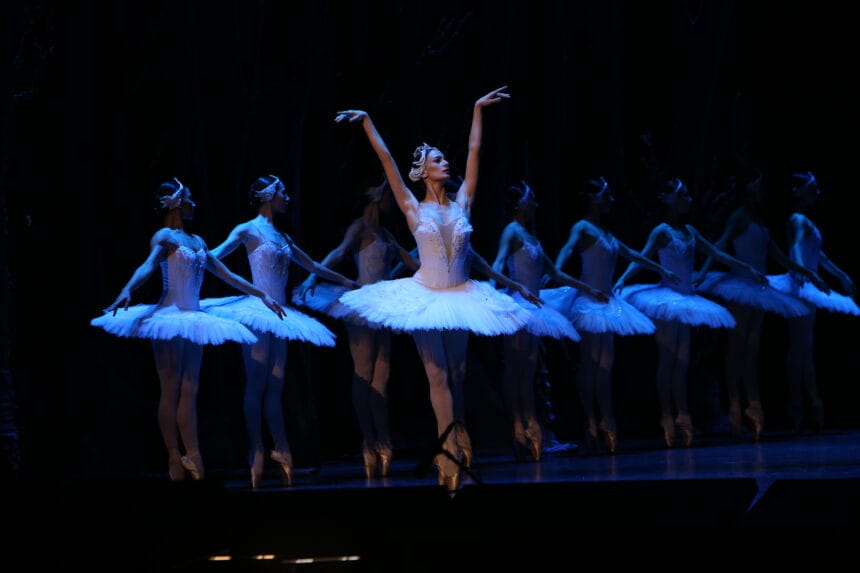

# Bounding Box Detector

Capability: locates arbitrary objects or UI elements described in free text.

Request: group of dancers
[91,87,858,492]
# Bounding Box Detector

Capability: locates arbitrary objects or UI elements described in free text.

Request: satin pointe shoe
[180,452,205,481]
[599,421,617,454]
[455,424,473,469]
[744,402,764,442]
[524,418,543,462]
[660,416,676,448]
[361,442,377,479]
[603,431,618,454]
[675,413,694,447]
[270,450,293,487]
[434,452,461,494]
[376,442,393,477]
[168,453,186,482]
[250,450,265,490]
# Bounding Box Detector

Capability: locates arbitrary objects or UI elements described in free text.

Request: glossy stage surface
[7,428,859,572]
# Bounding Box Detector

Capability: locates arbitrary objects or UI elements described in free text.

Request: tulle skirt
[337,277,530,336]
[768,274,860,316]
[90,303,257,345]
[291,283,371,327]
[697,271,811,317]
[200,295,336,346]
[508,290,581,341]
[539,286,655,335]
[619,284,736,328]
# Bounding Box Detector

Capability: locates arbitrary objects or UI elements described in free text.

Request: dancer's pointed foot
[675,413,694,447]
[377,443,393,477]
[250,450,265,490]
[270,450,293,487]
[361,442,376,479]
[524,418,543,462]
[744,402,764,442]
[180,452,205,481]
[168,453,186,482]
[660,416,675,448]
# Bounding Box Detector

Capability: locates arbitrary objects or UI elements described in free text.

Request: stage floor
[7,429,860,572]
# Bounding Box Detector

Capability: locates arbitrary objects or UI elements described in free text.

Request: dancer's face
[423,149,450,182]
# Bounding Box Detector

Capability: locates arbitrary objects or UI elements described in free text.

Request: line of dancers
[91,88,858,492]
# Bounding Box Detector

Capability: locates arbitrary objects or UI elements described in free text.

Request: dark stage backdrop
[3,1,857,481]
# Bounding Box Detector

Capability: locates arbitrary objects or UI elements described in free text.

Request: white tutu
[201,295,336,346]
[540,286,655,335]
[338,277,530,336]
[90,303,258,345]
[508,290,581,341]
[290,283,372,327]
[768,274,860,316]
[697,271,811,317]
[620,284,736,328]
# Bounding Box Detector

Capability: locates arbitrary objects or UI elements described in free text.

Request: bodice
[580,234,618,292]
[159,246,207,309]
[507,240,544,292]
[412,202,473,289]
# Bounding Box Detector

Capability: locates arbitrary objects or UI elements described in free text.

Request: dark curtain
[4,0,857,483]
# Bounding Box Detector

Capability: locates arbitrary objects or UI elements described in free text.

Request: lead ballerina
[334,87,530,492]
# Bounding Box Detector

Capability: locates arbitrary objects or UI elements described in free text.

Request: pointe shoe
[660,416,676,448]
[524,419,543,462]
[250,450,265,490]
[434,453,461,493]
[168,454,186,482]
[270,451,293,487]
[603,431,618,454]
[744,403,764,442]
[455,424,473,469]
[361,442,377,479]
[376,443,393,477]
[599,421,618,454]
[675,413,694,447]
[180,452,205,481]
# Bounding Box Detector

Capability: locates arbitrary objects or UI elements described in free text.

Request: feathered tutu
[620,284,736,328]
[539,286,655,335]
[768,274,860,316]
[337,277,530,336]
[200,295,336,346]
[696,271,811,317]
[90,303,258,345]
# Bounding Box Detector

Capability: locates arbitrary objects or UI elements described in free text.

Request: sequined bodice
[159,246,207,309]
[248,239,291,304]
[412,202,472,288]
[657,233,695,293]
[507,240,543,292]
[581,234,618,292]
